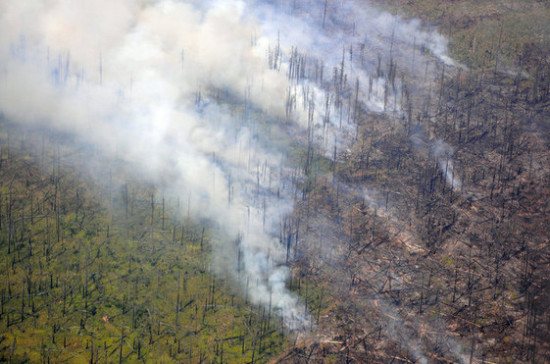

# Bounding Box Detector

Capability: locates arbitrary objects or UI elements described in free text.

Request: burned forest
[0,0,549,363]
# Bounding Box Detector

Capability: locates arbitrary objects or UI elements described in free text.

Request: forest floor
[275,0,550,363]
[1,1,549,363]
[0,124,290,363]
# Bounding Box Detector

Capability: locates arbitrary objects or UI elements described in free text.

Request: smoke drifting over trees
[4,0,547,362]
[0,0,454,328]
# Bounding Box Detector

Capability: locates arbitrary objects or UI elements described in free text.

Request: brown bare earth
[273,1,550,363]
[1,1,549,363]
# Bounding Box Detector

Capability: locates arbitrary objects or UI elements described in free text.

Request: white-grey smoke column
[411,125,464,193]
[0,0,309,329]
[245,0,458,158]
[0,0,459,330]
[433,139,462,191]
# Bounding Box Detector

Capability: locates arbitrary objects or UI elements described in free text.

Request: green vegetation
[373,0,550,72]
[0,124,287,363]
[1,2,550,363]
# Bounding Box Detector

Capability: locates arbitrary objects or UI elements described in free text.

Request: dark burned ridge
[274,39,550,364]
[196,9,480,359]
[2,0,549,362]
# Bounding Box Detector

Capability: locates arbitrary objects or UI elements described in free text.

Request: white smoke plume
[433,139,462,191]
[411,126,464,194]
[0,0,309,329]
[0,0,455,329]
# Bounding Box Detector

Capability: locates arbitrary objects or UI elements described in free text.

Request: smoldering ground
[0,1,468,355]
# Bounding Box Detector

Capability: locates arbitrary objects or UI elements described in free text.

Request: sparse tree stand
[0,121,287,363]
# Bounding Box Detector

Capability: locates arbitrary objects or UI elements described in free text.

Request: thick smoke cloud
[0,0,456,329]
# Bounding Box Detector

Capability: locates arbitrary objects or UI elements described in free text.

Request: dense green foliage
[1,2,549,363]
[0,125,287,363]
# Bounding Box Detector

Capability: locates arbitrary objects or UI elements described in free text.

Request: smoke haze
[0,0,458,330]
